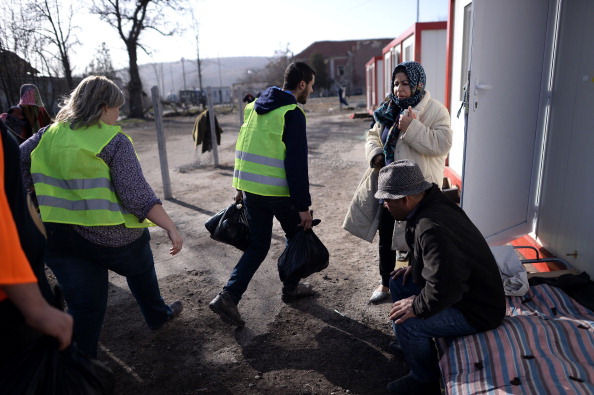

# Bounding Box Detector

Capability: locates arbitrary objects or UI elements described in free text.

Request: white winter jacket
[342,90,453,243]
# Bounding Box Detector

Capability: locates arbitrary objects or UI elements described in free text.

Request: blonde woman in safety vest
[20,75,183,357]
[209,62,316,328]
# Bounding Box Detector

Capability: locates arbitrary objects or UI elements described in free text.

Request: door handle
[566,250,578,258]
[474,84,493,97]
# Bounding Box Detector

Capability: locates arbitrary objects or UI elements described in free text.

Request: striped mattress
[438,284,594,394]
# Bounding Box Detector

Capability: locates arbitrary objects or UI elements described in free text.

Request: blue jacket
[253,87,311,211]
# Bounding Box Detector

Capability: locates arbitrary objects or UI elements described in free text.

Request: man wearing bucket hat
[376,159,505,394]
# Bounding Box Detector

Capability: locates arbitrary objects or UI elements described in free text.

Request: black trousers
[378,205,397,287]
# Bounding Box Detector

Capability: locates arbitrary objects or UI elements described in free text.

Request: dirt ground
[94,96,409,394]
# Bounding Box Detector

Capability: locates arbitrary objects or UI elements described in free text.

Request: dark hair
[394,65,407,79]
[283,62,316,90]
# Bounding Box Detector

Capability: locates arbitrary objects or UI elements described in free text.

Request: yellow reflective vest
[30,122,152,228]
[233,101,303,196]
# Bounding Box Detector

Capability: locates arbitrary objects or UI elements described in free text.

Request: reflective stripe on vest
[232,101,302,196]
[30,122,152,228]
[233,150,288,188]
[36,194,130,213]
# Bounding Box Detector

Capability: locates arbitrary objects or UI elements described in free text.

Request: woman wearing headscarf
[1,84,52,143]
[343,61,453,304]
[20,76,183,357]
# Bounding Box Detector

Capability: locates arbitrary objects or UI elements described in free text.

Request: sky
[72,0,449,73]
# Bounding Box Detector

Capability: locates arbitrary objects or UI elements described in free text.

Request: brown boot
[209,291,245,327]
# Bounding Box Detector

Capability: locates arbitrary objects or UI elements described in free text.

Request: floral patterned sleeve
[98,133,161,222]
[19,127,46,196]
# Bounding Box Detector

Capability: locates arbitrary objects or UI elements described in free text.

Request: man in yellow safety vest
[209,62,316,327]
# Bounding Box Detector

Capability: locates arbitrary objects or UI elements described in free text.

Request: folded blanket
[490,246,529,296]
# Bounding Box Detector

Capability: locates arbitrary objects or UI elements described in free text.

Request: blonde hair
[55,75,124,128]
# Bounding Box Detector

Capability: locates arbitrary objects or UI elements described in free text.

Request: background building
[293,39,393,98]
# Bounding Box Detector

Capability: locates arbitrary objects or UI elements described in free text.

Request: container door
[537,0,594,274]
[460,0,553,244]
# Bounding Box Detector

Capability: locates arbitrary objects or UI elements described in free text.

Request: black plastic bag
[278,220,329,283]
[205,203,250,251]
[0,336,115,395]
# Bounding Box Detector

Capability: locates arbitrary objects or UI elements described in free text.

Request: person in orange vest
[0,121,72,361]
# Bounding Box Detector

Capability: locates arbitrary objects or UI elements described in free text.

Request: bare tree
[237,45,294,87]
[264,45,294,87]
[0,0,77,114]
[0,1,43,107]
[190,8,203,93]
[84,42,117,80]
[92,0,183,118]
[32,0,78,89]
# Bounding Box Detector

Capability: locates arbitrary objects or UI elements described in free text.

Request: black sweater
[407,184,506,331]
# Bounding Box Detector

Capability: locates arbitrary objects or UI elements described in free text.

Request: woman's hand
[167,227,183,255]
[372,153,385,168]
[398,106,417,132]
[146,204,183,255]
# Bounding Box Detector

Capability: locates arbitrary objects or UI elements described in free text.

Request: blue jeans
[45,224,173,357]
[389,275,478,383]
[224,193,301,304]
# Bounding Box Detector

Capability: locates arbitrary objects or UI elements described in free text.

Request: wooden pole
[206,86,220,166]
[237,87,244,125]
[150,86,172,199]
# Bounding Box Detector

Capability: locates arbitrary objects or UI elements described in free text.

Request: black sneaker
[281,282,315,303]
[386,374,440,394]
[209,291,245,327]
[151,300,183,330]
[169,300,183,320]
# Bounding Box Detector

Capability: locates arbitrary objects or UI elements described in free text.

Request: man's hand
[390,265,412,285]
[3,283,73,350]
[299,210,313,230]
[234,190,243,204]
[28,304,74,350]
[389,295,416,324]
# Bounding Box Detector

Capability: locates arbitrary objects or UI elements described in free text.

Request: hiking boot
[282,282,315,303]
[209,291,245,327]
[386,374,440,395]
